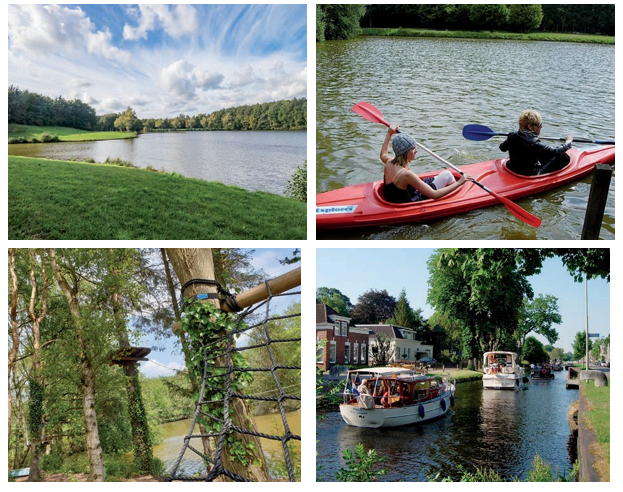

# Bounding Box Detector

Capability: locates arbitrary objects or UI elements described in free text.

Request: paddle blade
[352,102,390,127]
[488,189,542,228]
[463,124,500,141]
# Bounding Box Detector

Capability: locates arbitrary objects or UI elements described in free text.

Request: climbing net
[167,280,301,482]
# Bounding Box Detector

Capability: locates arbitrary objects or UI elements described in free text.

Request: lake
[316,37,615,239]
[9,131,307,196]
[317,377,578,481]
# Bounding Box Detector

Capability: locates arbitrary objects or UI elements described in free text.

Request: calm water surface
[9,131,306,196]
[317,377,578,481]
[316,38,615,239]
[155,410,301,477]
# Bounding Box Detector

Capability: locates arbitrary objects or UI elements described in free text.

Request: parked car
[418,357,436,368]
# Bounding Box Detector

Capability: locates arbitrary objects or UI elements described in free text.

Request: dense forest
[317,4,615,41]
[8,86,307,133]
[8,248,301,481]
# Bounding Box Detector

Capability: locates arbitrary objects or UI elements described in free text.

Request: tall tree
[572,331,592,362]
[165,248,271,482]
[427,249,533,363]
[522,336,548,364]
[318,4,367,40]
[349,289,397,325]
[515,294,562,348]
[46,249,106,481]
[316,287,352,316]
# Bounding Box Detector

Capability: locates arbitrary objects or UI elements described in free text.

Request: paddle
[463,123,615,145]
[351,102,542,228]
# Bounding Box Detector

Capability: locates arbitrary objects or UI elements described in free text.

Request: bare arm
[380,125,399,163]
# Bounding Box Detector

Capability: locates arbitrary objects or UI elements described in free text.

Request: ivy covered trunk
[48,249,106,482]
[166,248,271,482]
[124,364,153,472]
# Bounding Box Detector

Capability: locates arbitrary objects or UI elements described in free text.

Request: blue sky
[139,248,301,378]
[8,4,307,118]
[316,249,610,353]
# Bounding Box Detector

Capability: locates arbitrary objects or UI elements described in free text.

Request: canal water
[155,410,301,479]
[316,37,615,239]
[316,375,577,481]
[8,130,307,196]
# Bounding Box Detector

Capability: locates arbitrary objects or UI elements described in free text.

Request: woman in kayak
[499,109,573,176]
[381,125,472,204]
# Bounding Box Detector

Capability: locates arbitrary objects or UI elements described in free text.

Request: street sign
[588,333,600,338]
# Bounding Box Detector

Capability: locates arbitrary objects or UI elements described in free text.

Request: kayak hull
[316,147,615,230]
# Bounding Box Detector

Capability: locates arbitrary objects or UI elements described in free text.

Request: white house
[358,324,434,364]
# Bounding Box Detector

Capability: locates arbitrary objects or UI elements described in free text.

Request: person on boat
[499,109,573,176]
[381,125,473,204]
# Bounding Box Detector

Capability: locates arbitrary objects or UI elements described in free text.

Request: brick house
[316,304,369,371]
[358,324,434,364]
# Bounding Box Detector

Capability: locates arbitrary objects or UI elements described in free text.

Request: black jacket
[499,130,572,176]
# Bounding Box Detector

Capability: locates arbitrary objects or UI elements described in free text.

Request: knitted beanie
[392,132,417,156]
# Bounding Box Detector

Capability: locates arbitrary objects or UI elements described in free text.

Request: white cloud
[139,358,185,378]
[160,59,224,99]
[123,4,198,40]
[8,4,130,63]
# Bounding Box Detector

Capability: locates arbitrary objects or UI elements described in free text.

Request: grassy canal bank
[579,380,610,481]
[9,156,306,240]
[9,124,136,143]
[361,28,614,44]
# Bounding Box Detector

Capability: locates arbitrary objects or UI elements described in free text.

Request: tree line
[317,4,614,41]
[8,86,307,133]
[317,248,609,368]
[8,248,300,481]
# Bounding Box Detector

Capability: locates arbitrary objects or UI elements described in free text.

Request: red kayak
[316,146,615,230]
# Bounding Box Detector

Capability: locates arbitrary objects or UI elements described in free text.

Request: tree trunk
[160,249,213,460]
[166,248,271,482]
[47,249,106,482]
[8,249,20,451]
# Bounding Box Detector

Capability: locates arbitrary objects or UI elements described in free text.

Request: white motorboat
[482,351,525,390]
[339,367,455,428]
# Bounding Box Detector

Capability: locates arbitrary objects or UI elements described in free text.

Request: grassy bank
[9,156,306,240]
[8,124,136,142]
[361,28,614,44]
[429,368,482,382]
[581,381,610,481]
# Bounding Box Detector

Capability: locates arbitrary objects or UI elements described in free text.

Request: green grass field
[8,124,136,142]
[9,156,306,240]
[361,28,614,44]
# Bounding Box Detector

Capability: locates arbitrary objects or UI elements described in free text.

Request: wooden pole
[581,164,612,240]
[221,266,301,312]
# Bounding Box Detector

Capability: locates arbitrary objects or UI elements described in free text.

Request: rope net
[167,281,301,482]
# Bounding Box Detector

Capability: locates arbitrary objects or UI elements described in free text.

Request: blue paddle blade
[463,124,500,141]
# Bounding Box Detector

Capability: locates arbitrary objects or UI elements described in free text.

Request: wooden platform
[110,346,151,366]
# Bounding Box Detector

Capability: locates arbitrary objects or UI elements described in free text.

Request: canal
[316,375,577,481]
[316,37,614,239]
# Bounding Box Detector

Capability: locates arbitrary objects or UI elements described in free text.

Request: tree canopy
[349,289,396,325]
[316,287,352,317]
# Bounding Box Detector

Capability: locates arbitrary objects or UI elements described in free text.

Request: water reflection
[317,377,577,481]
[9,131,306,196]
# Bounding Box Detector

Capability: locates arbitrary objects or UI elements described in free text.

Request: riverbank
[361,28,614,44]
[578,380,610,481]
[8,124,136,143]
[9,156,306,240]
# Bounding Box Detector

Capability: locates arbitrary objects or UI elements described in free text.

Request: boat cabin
[343,368,444,409]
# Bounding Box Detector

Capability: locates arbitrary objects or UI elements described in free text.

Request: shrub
[40,133,59,143]
[286,160,306,202]
[41,452,64,472]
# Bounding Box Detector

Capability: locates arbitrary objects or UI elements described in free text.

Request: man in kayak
[381,125,473,204]
[499,109,573,176]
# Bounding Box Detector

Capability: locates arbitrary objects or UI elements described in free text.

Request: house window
[361,343,367,364]
[345,342,351,364]
[329,341,336,363]
[395,347,400,361]
[341,321,348,336]
[353,342,359,364]
[317,340,325,363]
